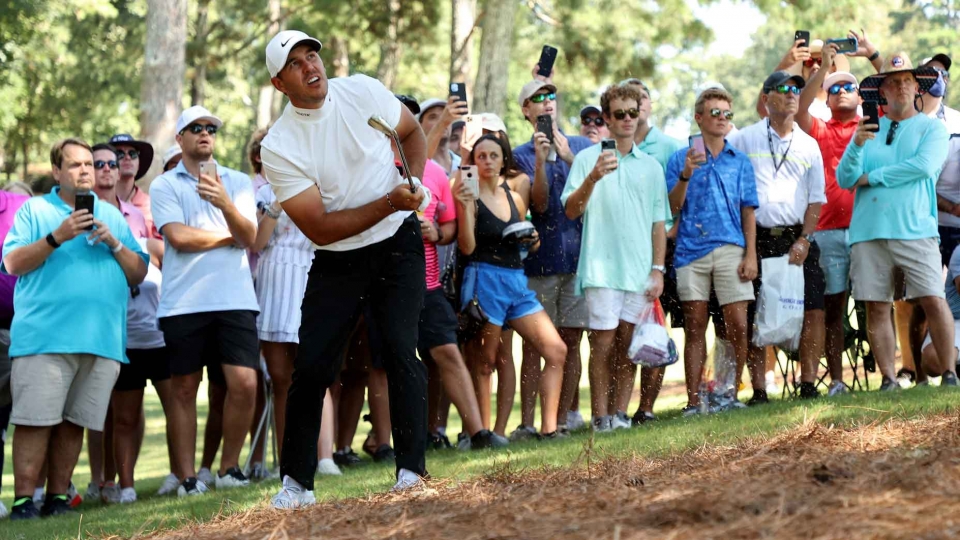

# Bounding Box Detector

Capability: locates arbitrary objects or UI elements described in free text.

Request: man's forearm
[801,203,821,236]
[399,127,427,180]
[425,118,453,160]
[742,207,756,255]
[651,221,666,267]
[531,164,550,213]
[564,177,596,219]
[937,194,957,213]
[668,180,690,215]
[300,197,394,247]
[164,225,235,253]
[114,246,147,286]
[2,238,57,276]
[221,204,257,248]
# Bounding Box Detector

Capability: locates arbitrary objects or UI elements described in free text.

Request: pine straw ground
[151,413,960,540]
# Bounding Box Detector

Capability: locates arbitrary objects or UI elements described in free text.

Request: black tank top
[472,183,523,269]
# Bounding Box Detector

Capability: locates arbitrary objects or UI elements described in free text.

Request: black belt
[758,224,803,238]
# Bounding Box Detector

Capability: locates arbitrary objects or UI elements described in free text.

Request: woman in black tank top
[454,134,569,439]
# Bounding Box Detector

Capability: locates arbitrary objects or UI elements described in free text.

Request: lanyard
[766,119,794,178]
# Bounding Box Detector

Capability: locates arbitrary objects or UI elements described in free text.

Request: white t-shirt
[729,119,826,228]
[127,238,165,349]
[260,74,408,252]
[150,161,260,318]
[255,184,314,268]
[933,105,960,228]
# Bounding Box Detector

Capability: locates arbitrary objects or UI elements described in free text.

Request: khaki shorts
[676,245,755,306]
[850,238,945,302]
[10,354,120,430]
[527,274,588,329]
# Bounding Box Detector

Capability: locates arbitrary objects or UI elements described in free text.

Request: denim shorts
[461,263,543,327]
[811,229,850,296]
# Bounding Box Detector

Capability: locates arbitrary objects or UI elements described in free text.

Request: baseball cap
[265,30,323,78]
[416,98,447,121]
[518,80,557,108]
[395,94,420,115]
[162,145,182,168]
[922,53,952,72]
[762,70,805,93]
[822,71,858,92]
[108,134,154,180]
[175,105,223,134]
[579,105,601,117]
[479,113,506,133]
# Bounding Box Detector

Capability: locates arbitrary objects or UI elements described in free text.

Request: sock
[435,426,446,437]
[32,487,43,502]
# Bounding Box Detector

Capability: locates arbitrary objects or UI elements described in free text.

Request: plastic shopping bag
[628,299,679,368]
[752,255,804,351]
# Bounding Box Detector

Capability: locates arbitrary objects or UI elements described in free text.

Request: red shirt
[808,116,859,230]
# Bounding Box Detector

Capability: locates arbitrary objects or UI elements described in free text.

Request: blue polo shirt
[2,189,147,363]
[639,126,685,172]
[513,133,594,277]
[665,143,759,268]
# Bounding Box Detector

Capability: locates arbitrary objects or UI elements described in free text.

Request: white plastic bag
[627,301,679,368]
[752,255,804,351]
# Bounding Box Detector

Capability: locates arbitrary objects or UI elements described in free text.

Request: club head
[367,115,396,137]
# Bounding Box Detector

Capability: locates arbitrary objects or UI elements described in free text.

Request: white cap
[479,113,506,133]
[822,71,858,91]
[416,98,447,122]
[175,105,223,134]
[162,144,182,166]
[517,80,557,108]
[265,30,323,78]
[696,81,727,100]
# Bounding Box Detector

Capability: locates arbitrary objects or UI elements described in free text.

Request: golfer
[260,30,431,509]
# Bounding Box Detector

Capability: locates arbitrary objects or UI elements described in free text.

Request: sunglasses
[116,149,139,160]
[184,124,219,136]
[804,57,822,68]
[709,108,735,120]
[773,84,801,95]
[886,120,899,145]
[528,93,556,104]
[612,108,640,120]
[581,116,605,127]
[932,67,951,80]
[828,82,858,95]
[94,160,118,170]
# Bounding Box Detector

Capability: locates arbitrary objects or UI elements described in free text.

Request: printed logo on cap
[892,56,905,68]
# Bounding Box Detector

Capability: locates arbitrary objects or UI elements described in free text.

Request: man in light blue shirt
[2,138,147,519]
[562,82,668,433]
[837,53,956,388]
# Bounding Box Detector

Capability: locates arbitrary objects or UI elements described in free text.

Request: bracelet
[264,206,281,219]
[386,192,398,211]
[868,50,880,62]
[111,242,123,254]
[46,233,60,249]
[679,173,690,183]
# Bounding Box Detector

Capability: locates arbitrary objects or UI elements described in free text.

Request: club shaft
[389,131,416,191]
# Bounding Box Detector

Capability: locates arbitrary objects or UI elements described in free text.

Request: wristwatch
[803,233,815,243]
[678,173,690,183]
[651,264,666,274]
[46,233,60,248]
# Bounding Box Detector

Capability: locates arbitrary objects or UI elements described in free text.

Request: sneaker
[10,497,39,521]
[317,458,342,476]
[66,482,82,508]
[428,432,453,450]
[392,468,423,492]
[611,411,632,430]
[197,467,216,486]
[896,368,916,389]
[176,477,209,497]
[591,416,613,433]
[248,461,274,481]
[880,377,901,392]
[100,482,121,504]
[942,371,959,387]
[119,487,137,504]
[372,444,396,463]
[491,431,510,447]
[333,448,362,467]
[215,466,250,490]
[456,433,471,451]
[747,389,770,406]
[566,410,586,431]
[537,430,569,441]
[85,481,101,501]
[40,494,72,518]
[828,380,849,397]
[681,405,701,417]
[470,429,509,450]
[272,475,316,509]
[509,424,538,442]
[157,473,179,496]
[799,382,820,400]
[631,411,657,426]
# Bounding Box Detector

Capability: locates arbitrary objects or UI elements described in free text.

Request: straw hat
[858,52,939,105]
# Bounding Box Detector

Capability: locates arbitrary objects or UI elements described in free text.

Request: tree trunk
[450,0,477,93]
[329,36,350,79]
[472,0,516,117]
[256,0,283,128]
[375,0,401,88]
[190,0,210,106]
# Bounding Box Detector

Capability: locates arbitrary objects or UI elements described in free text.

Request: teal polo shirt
[638,126,684,227]
[561,142,669,293]
[2,189,148,363]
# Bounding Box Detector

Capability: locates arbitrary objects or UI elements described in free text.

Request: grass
[2,374,959,540]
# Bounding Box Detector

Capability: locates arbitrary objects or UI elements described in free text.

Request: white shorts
[921,319,960,353]
[585,287,649,331]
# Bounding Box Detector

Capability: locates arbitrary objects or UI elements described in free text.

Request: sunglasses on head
[94,160,118,170]
[184,124,219,136]
[116,149,139,160]
[708,108,734,120]
[828,82,858,95]
[528,92,556,104]
[773,84,801,95]
[581,116,604,127]
[612,108,639,120]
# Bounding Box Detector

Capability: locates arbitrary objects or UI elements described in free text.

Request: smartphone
[862,101,880,133]
[449,82,467,104]
[537,45,558,78]
[460,115,482,152]
[198,160,215,179]
[75,191,95,230]
[536,114,554,144]
[461,165,479,199]
[825,37,858,54]
[689,134,707,164]
[794,30,810,48]
[601,139,616,152]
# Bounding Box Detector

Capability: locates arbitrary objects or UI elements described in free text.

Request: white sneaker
[176,477,209,497]
[157,473,179,496]
[272,476,316,509]
[119,487,137,504]
[611,411,631,430]
[215,467,250,490]
[592,416,613,433]
[197,467,216,487]
[828,380,849,397]
[566,410,586,431]
[317,458,342,476]
[392,468,423,492]
[0,500,7,519]
[101,482,121,504]
[85,481,101,501]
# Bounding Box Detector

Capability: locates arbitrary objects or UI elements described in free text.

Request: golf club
[368,115,416,191]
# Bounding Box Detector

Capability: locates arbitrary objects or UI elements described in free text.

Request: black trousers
[281,215,427,490]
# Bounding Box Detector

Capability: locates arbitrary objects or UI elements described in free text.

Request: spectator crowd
[1,27,959,518]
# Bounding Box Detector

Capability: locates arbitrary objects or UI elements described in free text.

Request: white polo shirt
[150,161,260,318]
[729,119,826,228]
[933,105,960,228]
[260,74,409,252]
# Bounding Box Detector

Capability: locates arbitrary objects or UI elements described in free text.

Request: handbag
[458,294,488,341]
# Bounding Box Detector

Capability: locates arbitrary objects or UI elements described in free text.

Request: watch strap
[46,233,60,248]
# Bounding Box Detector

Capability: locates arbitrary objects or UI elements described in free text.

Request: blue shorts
[812,229,850,296]
[461,263,543,327]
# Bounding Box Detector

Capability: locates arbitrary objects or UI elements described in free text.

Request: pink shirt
[118,197,149,240]
[127,185,161,239]
[422,160,456,291]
